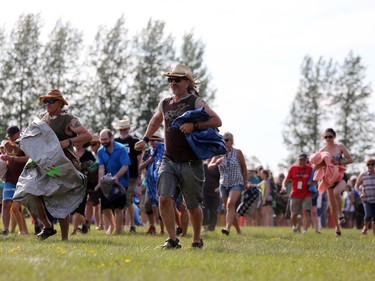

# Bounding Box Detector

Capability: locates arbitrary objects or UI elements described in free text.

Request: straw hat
[39,89,68,105]
[90,135,100,143]
[115,119,131,130]
[0,140,8,147]
[163,64,196,85]
[150,132,164,142]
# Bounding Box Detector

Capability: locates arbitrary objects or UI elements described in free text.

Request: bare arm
[207,155,223,170]
[139,155,155,171]
[340,144,353,165]
[136,153,143,185]
[94,165,105,192]
[354,173,363,197]
[263,180,271,205]
[179,98,222,134]
[236,149,248,186]
[135,109,163,151]
[195,99,222,129]
[62,117,92,149]
[1,154,29,164]
[113,165,129,184]
[281,177,291,192]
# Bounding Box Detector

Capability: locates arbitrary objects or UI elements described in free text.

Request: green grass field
[1,226,374,281]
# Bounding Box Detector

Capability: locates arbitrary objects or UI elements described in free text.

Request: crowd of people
[1,64,374,250]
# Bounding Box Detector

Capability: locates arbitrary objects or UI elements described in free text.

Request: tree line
[1,14,373,173]
[0,13,216,137]
[282,51,374,172]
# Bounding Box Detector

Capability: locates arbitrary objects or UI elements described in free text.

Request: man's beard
[102,142,110,148]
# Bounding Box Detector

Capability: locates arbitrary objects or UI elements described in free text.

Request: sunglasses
[43,99,58,105]
[224,139,231,142]
[167,77,185,83]
[324,135,334,139]
[367,163,375,167]
[90,142,99,146]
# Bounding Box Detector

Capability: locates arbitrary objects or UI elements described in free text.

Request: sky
[1,0,375,174]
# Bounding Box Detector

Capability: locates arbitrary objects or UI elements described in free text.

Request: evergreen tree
[329,51,375,163]
[130,18,175,134]
[83,15,131,134]
[179,31,216,103]
[0,14,43,131]
[40,20,84,109]
[0,27,5,111]
[282,56,335,161]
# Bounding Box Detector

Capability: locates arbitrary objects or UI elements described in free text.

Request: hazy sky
[2,0,375,173]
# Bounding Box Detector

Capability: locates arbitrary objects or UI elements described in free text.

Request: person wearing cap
[0,126,29,235]
[33,89,92,240]
[282,153,313,234]
[114,118,142,233]
[135,64,222,249]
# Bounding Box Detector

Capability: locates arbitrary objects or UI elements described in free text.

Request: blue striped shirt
[362,172,375,204]
[218,148,244,187]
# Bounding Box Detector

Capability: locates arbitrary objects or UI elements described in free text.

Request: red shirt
[286,164,312,199]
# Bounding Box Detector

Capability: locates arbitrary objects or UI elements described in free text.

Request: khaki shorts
[125,178,137,207]
[290,197,312,215]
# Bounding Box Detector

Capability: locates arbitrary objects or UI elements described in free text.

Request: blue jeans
[363,202,375,222]
[220,184,244,198]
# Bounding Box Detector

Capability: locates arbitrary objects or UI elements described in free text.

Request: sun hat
[163,64,196,85]
[0,140,8,147]
[5,126,20,138]
[39,89,68,105]
[90,135,100,143]
[150,132,164,142]
[114,119,131,130]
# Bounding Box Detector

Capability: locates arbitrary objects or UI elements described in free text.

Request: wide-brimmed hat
[150,132,164,142]
[0,140,8,147]
[163,64,196,85]
[5,126,20,138]
[39,89,68,105]
[90,135,100,143]
[115,119,131,130]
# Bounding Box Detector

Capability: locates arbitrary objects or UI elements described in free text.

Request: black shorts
[87,192,100,206]
[71,195,87,216]
[100,193,126,210]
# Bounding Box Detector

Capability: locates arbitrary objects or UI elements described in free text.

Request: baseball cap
[298,153,308,160]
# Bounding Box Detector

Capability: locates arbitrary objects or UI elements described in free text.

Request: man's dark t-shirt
[115,136,141,178]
